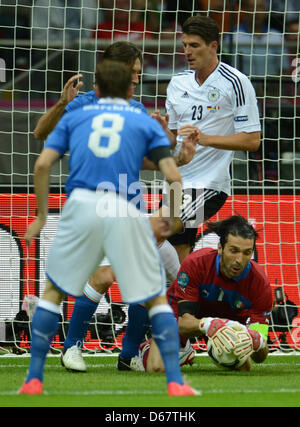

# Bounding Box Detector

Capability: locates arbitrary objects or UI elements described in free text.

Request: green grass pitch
[0,354,299,407]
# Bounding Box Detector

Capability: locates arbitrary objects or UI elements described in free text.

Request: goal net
[0,0,299,355]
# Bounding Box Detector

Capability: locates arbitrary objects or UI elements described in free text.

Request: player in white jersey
[153,15,261,263]
[118,15,262,372]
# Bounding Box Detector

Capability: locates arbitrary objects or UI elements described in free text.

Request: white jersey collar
[97,97,129,105]
[194,61,221,88]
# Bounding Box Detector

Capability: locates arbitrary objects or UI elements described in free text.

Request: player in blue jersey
[19,60,198,396]
[32,41,196,373]
[34,41,146,141]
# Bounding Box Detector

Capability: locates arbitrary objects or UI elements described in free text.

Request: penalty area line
[1,388,300,396]
[0,390,166,396]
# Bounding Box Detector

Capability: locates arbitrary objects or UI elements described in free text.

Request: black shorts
[167,188,228,248]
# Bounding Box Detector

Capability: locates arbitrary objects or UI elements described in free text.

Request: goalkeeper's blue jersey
[45,98,170,204]
[65,89,147,114]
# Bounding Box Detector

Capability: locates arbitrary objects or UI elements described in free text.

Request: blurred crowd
[0,0,299,187]
[0,0,299,99]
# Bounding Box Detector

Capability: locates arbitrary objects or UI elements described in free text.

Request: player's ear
[210,40,218,52]
[95,85,101,98]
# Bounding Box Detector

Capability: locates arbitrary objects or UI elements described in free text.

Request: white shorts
[46,189,166,304]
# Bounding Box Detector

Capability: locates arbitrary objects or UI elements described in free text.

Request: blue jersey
[65,90,147,114]
[45,99,170,203]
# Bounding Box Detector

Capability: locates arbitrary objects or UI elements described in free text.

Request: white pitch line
[205,388,300,394]
[0,388,299,396]
[0,363,117,369]
[1,351,299,358]
[0,390,166,396]
[1,362,300,369]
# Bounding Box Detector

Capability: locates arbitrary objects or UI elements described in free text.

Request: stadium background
[0,0,299,354]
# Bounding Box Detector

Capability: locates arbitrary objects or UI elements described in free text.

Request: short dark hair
[205,215,259,249]
[103,41,142,67]
[182,15,220,45]
[95,60,132,99]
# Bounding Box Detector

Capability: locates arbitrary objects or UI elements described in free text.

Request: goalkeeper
[138,215,273,372]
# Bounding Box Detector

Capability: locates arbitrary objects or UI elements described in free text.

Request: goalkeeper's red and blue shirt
[167,247,273,327]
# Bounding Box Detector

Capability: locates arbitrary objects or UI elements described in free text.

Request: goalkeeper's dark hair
[205,215,259,249]
[182,15,220,46]
[95,60,132,99]
[103,41,142,67]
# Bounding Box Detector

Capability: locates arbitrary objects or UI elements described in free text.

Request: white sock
[148,304,173,319]
[38,299,61,315]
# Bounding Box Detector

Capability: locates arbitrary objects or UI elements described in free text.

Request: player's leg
[191,189,228,249]
[143,338,164,372]
[141,337,196,373]
[117,303,150,370]
[20,189,106,393]
[65,266,114,351]
[104,202,197,395]
[19,279,65,394]
[145,295,197,395]
[62,238,181,372]
[61,263,115,372]
[169,189,228,262]
[118,239,180,369]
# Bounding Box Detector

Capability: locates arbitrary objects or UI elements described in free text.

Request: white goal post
[0,0,299,354]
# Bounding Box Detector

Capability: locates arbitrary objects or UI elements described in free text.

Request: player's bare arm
[34,74,83,140]
[142,132,197,171]
[142,157,158,170]
[151,110,177,148]
[158,156,182,185]
[158,156,182,232]
[178,125,260,152]
[177,311,203,338]
[174,129,198,166]
[25,148,60,246]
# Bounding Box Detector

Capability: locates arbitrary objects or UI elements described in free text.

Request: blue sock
[26,305,60,383]
[149,306,183,385]
[64,294,98,350]
[120,304,149,359]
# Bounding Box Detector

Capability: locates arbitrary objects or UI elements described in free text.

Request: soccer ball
[206,338,243,370]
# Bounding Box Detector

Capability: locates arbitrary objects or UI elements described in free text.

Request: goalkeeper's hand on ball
[200,318,241,356]
[200,317,265,366]
[230,322,266,363]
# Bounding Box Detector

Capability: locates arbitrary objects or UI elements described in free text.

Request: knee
[89,266,115,293]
